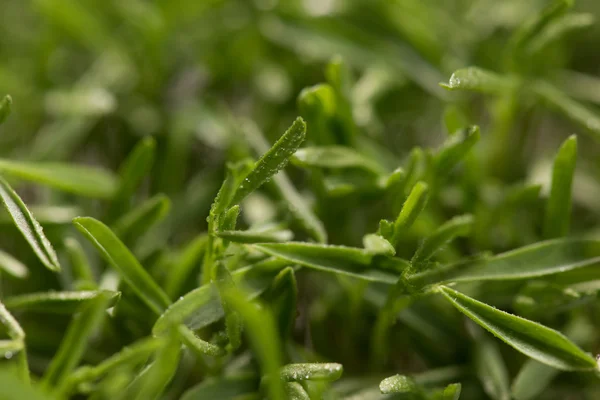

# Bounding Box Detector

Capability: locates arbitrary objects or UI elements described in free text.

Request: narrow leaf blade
[438,285,597,370]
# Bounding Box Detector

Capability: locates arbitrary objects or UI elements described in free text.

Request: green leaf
[533,81,600,141]
[509,0,573,55]
[0,249,28,279]
[217,229,293,244]
[0,302,27,382]
[392,181,429,246]
[0,94,12,125]
[412,215,473,265]
[325,56,356,145]
[42,291,112,392]
[252,242,402,284]
[0,368,49,400]
[475,337,510,400]
[513,282,591,319]
[409,239,600,287]
[438,285,597,370]
[440,68,518,94]
[0,160,117,198]
[180,374,258,400]
[4,290,120,314]
[164,234,207,299]
[434,126,480,178]
[73,217,171,315]
[177,325,226,357]
[284,382,310,400]
[0,176,60,272]
[128,330,181,400]
[511,360,558,400]
[109,137,156,218]
[215,263,243,350]
[297,84,336,145]
[153,259,287,335]
[292,146,384,174]
[441,383,462,400]
[379,374,419,394]
[67,337,163,390]
[263,267,298,340]
[64,237,96,289]
[0,205,82,225]
[280,363,343,382]
[543,135,577,239]
[112,194,171,244]
[223,291,285,400]
[526,13,594,55]
[230,117,306,205]
[241,119,326,243]
[362,234,395,256]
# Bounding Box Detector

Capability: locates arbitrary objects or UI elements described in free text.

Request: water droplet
[4,351,13,359]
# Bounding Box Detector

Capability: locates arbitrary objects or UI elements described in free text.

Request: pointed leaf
[379,375,419,394]
[410,239,600,287]
[0,160,117,198]
[543,135,577,239]
[231,117,306,205]
[280,363,343,382]
[241,120,326,242]
[0,176,60,271]
[252,242,403,284]
[164,234,207,299]
[4,290,120,314]
[440,68,518,94]
[215,263,242,350]
[177,325,225,357]
[438,285,597,370]
[392,181,429,245]
[73,217,170,314]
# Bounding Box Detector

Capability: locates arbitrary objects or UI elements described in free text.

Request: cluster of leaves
[3,0,600,399]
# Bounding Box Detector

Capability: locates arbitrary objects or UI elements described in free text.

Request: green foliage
[3,0,600,398]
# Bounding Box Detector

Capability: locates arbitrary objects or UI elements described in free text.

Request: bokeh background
[3,0,600,398]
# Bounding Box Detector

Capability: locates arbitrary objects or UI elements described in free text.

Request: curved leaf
[410,239,600,287]
[0,249,28,279]
[280,363,343,382]
[543,135,576,239]
[0,160,117,198]
[73,217,170,315]
[0,176,60,272]
[438,285,597,370]
[4,290,120,314]
[252,242,402,284]
[292,146,384,174]
[231,117,306,206]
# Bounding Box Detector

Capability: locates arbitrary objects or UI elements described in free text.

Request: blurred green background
[3,0,600,398]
